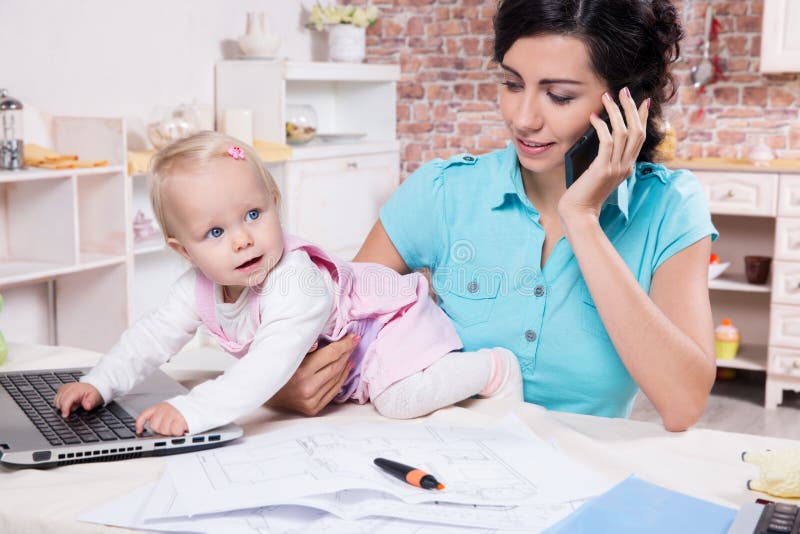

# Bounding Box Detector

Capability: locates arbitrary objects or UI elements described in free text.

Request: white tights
[371,351,492,419]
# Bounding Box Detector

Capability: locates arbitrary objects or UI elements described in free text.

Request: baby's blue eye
[245,209,260,221]
[206,227,224,239]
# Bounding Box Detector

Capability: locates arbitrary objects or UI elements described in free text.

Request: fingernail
[646,98,651,109]
[353,335,362,345]
[623,86,631,98]
[590,112,599,120]
[603,92,612,101]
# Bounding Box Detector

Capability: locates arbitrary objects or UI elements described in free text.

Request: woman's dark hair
[493,0,683,162]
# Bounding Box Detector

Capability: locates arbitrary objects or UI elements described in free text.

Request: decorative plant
[306,2,379,31]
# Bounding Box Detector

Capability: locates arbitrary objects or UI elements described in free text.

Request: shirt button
[534,285,545,298]
[642,167,652,175]
[463,155,475,162]
[524,330,537,342]
[467,280,479,293]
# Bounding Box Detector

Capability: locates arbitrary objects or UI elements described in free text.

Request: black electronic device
[564,87,645,188]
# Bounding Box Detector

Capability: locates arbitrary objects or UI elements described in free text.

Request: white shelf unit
[760,0,800,73]
[692,167,800,406]
[128,172,188,323]
[0,117,131,352]
[717,344,769,372]
[216,60,401,260]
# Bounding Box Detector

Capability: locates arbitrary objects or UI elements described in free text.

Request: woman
[271,0,717,431]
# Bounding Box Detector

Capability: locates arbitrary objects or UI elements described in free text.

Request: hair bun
[649,0,682,64]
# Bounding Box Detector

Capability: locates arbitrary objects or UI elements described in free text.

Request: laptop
[0,367,243,468]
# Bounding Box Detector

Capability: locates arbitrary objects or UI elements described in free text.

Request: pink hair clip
[227,145,246,160]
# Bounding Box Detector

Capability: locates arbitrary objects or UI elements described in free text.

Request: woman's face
[499,34,609,183]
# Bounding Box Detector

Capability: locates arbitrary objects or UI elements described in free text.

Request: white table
[1,343,798,533]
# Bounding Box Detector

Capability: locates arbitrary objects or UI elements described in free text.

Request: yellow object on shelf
[663,157,800,172]
[253,140,292,163]
[127,150,155,176]
[24,143,108,169]
[127,141,291,176]
[714,317,740,360]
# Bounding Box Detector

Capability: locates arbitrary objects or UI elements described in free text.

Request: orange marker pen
[374,457,445,490]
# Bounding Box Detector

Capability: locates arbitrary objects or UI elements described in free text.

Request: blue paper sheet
[545,475,736,534]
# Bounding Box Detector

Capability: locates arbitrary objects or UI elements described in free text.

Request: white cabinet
[216,60,401,260]
[280,151,399,259]
[760,0,800,73]
[694,165,800,408]
[697,171,777,217]
[0,117,131,352]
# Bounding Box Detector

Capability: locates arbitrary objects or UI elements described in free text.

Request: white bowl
[708,262,730,280]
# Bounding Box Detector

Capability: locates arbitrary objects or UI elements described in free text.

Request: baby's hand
[136,402,188,437]
[53,382,102,417]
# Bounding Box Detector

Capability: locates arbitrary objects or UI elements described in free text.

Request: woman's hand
[559,87,650,221]
[268,334,359,416]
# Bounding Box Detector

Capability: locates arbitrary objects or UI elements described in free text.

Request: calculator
[728,501,800,534]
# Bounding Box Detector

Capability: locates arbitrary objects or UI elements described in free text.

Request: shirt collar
[489,143,634,223]
[488,143,526,210]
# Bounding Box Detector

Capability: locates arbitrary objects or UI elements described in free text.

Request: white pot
[328,24,366,63]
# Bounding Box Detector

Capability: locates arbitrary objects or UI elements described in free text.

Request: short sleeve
[379,159,446,271]
[652,169,719,272]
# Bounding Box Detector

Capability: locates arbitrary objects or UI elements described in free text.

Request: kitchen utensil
[0,89,24,170]
[690,6,715,90]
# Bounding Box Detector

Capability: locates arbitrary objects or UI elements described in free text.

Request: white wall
[0,0,323,147]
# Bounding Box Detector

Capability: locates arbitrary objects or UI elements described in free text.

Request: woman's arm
[563,213,715,431]
[559,89,714,431]
[353,220,411,273]
[267,333,360,415]
[269,221,410,415]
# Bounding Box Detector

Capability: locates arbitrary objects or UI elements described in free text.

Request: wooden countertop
[662,157,800,173]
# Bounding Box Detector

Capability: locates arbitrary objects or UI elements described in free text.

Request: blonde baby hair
[148,131,281,239]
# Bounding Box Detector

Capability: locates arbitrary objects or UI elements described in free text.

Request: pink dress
[194,234,463,403]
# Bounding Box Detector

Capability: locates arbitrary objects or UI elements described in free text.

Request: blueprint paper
[151,414,617,518]
[81,480,585,533]
[136,469,585,531]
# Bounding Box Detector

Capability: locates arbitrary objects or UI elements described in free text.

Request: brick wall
[353,0,800,177]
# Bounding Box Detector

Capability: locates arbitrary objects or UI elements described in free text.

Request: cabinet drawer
[775,218,800,261]
[772,261,800,304]
[779,175,800,217]
[769,304,800,347]
[769,347,800,377]
[282,151,400,259]
[695,171,777,216]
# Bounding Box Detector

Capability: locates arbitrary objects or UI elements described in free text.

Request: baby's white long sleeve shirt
[81,250,334,434]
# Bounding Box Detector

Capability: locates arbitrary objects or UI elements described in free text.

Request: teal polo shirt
[380,144,717,418]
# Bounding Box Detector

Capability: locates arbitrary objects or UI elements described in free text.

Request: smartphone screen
[564,88,644,188]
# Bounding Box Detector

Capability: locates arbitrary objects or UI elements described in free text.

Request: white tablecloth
[1,343,798,533]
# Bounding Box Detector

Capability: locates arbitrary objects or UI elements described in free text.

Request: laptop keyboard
[0,370,152,446]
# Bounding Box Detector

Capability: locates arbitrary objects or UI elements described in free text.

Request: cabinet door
[283,151,400,259]
[778,175,800,217]
[772,261,800,304]
[760,0,800,73]
[769,304,800,348]
[694,171,777,216]
[769,346,800,377]
[775,218,800,261]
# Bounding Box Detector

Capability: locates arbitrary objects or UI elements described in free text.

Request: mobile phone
[564,88,645,188]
